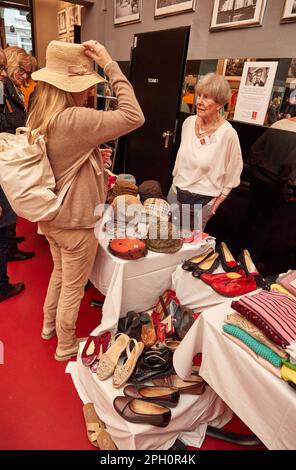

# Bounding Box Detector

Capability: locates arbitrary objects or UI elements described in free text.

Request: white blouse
[172,116,243,197]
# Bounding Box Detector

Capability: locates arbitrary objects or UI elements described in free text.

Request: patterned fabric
[222,323,283,368]
[225,312,288,359]
[143,198,171,221]
[145,220,183,254]
[231,291,296,348]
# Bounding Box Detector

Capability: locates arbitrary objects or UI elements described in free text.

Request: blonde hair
[27,81,74,140]
[196,73,231,106]
[0,47,7,67]
[5,46,32,81]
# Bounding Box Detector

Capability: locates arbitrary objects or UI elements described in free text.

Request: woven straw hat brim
[146,241,183,254]
[31,69,105,92]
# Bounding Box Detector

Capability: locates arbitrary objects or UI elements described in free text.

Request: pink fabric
[277,271,296,297]
[231,291,296,348]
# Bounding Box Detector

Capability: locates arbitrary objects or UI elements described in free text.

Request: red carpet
[0,218,265,450]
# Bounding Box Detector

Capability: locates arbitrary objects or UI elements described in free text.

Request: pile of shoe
[182,242,261,297]
[113,365,206,428]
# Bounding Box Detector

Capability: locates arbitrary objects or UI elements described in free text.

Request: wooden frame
[210,0,267,32]
[68,5,81,32]
[154,0,196,18]
[114,0,142,26]
[57,9,67,35]
[281,0,296,23]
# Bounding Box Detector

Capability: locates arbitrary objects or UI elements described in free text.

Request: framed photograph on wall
[57,9,67,35]
[114,0,142,26]
[155,0,196,18]
[281,0,296,23]
[68,5,81,32]
[210,0,267,32]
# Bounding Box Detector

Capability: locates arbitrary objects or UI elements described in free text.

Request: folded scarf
[223,323,282,368]
[281,364,296,384]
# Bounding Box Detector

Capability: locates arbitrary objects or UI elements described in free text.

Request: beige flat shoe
[96,333,130,380]
[83,403,117,450]
[113,338,144,388]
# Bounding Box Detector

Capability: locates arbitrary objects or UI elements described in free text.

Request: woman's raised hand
[82,40,113,69]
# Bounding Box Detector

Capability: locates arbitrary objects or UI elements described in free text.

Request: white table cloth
[90,209,215,334]
[66,346,232,450]
[173,300,296,450]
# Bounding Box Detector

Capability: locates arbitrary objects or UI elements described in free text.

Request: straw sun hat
[31,40,105,92]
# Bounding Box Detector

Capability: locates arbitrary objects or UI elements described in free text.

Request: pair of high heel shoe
[113,384,179,427]
[183,243,259,279]
[199,249,260,297]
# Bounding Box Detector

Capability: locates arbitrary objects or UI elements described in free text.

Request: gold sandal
[82,403,117,450]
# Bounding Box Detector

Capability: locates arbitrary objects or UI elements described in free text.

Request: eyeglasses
[17,67,31,77]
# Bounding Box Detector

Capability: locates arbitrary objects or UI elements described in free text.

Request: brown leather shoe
[0,283,25,303]
[113,396,171,427]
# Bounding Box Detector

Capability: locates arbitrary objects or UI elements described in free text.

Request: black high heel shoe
[182,247,214,272]
[216,242,240,272]
[238,249,259,277]
[192,252,220,277]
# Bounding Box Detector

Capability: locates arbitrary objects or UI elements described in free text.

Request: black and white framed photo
[155,0,196,18]
[281,0,296,23]
[68,5,81,32]
[57,9,67,35]
[210,0,267,32]
[114,0,142,26]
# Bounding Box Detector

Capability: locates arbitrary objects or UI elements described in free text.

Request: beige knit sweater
[44,61,144,229]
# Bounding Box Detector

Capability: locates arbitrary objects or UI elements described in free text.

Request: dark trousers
[0,225,10,293]
[5,222,18,254]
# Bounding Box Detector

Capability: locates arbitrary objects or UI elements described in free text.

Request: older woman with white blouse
[171,73,243,231]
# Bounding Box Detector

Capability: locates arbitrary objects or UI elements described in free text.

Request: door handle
[162,130,173,149]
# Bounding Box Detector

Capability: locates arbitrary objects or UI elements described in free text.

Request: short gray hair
[195,73,231,106]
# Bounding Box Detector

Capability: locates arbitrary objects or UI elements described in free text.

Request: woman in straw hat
[28,40,144,361]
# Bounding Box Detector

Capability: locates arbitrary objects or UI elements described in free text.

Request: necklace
[195,116,224,138]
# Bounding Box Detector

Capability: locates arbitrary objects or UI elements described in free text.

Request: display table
[173,300,296,450]
[90,210,215,334]
[67,347,232,450]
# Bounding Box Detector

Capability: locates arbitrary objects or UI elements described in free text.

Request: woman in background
[0,48,25,302]
[3,46,36,261]
[171,73,243,232]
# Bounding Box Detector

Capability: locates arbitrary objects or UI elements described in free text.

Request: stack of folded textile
[222,290,296,390]
[271,270,296,299]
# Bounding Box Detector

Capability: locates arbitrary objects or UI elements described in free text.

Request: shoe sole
[41,330,56,340]
[54,350,78,361]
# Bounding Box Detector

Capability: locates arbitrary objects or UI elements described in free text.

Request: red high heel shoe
[81,331,111,367]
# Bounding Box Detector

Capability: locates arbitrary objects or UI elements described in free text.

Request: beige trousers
[39,223,98,351]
